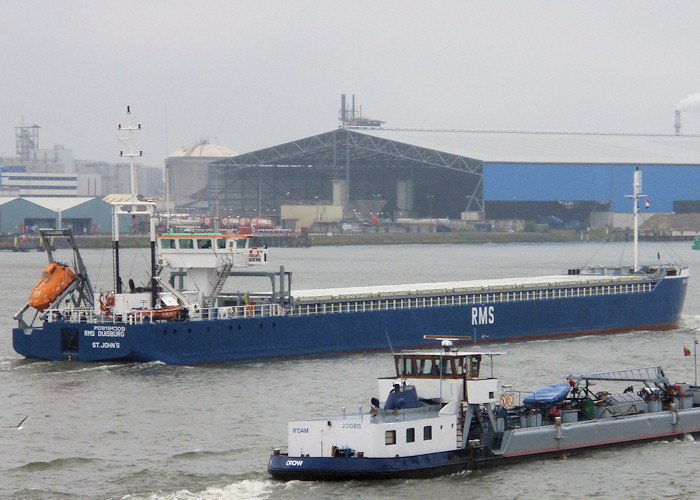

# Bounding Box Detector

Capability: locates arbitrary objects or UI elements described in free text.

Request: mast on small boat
[625,167,646,273]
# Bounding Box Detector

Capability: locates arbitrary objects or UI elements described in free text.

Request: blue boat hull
[12,274,688,364]
[267,451,469,480]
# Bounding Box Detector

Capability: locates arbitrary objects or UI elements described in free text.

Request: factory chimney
[675,110,682,135]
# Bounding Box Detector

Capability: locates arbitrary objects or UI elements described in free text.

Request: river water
[1,241,700,499]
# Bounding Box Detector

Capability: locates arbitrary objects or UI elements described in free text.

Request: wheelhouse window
[385,430,396,445]
[406,428,415,443]
[423,426,432,440]
[160,238,175,249]
[197,239,212,249]
[178,239,193,249]
[397,357,414,376]
[440,358,454,376]
[236,239,247,249]
[464,355,482,379]
[397,355,465,378]
[217,238,226,249]
[417,358,435,376]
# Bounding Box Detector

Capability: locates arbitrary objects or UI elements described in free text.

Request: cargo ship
[9,114,690,365]
[268,337,700,480]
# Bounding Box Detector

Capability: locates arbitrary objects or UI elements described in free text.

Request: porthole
[237,325,242,330]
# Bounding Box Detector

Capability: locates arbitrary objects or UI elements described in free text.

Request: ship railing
[185,303,283,321]
[499,389,533,409]
[44,307,121,325]
[42,302,286,325]
[41,277,659,324]
[283,280,656,317]
[120,303,285,323]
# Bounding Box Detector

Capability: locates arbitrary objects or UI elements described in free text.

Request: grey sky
[2,1,699,167]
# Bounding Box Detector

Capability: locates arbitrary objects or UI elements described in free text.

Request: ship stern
[13,322,133,362]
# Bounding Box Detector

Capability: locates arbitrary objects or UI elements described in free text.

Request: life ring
[245,305,254,316]
[249,247,260,258]
[500,393,515,408]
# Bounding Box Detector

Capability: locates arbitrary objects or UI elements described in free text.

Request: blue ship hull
[267,451,469,480]
[12,272,688,364]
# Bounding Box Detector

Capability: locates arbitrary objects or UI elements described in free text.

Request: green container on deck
[581,400,596,419]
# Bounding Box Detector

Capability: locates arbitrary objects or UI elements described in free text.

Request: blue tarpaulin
[523,382,570,405]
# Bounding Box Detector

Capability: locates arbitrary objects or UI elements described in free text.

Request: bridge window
[385,430,396,445]
[197,239,212,249]
[178,239,194,249]
[217,238,226,249]
[160,238,175,249]
[423,426,432,440]
[237,239,247,249]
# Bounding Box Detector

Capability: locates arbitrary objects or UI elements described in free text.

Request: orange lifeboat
[142,305,182,321]
[28,263,76,312]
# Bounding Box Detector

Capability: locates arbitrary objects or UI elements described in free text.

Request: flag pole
[695,329,698,386]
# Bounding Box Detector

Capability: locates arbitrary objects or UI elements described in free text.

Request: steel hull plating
[13,274,688,364]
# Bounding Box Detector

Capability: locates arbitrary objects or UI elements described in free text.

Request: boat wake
[123,479,275,500]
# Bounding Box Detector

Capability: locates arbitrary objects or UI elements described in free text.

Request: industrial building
[0,196,132,234]
[206,128,700,230]
[1,123,163,198]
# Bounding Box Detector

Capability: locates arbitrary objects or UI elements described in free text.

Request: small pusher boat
[268,336,700,480]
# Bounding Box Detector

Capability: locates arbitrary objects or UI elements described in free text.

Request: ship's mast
[118,105,141,203]
[625,167,645,273]
[114,106,158,307]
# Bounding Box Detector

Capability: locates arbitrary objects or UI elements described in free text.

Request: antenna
[385,330,395,356]
[693,328,698,386]
[164,103,171,227]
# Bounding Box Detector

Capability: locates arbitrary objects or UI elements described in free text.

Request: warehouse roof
[26,197,99,211]
[349,128,700,164]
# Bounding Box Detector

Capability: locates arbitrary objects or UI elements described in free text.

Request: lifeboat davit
[28,263,76,312]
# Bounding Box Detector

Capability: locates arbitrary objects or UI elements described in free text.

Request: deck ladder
[204,259,234,308]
